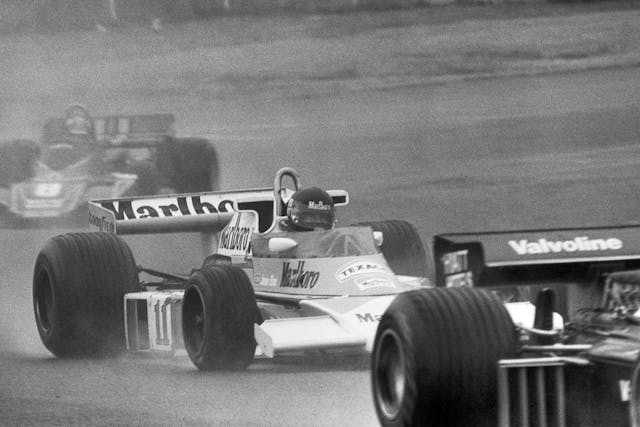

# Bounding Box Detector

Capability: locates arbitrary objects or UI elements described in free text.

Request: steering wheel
[273,167,302,218]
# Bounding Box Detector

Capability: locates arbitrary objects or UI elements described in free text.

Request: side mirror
[373,231,384,248]
[268,237,298,253]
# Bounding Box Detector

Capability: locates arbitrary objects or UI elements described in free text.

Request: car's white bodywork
[89,168,555,359]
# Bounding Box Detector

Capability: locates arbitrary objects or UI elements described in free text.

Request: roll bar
[273,167,302,218]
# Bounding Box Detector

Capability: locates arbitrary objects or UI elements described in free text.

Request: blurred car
[0,105,218,225]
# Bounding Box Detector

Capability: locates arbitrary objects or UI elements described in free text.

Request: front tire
[372,287,517,427]
[182,265,258,371]
[33,232,139,358]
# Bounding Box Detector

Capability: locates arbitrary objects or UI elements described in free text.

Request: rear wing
[89,188,349,235]
[93,114,175,145]
[434,226,640,316]
[89,189,270,235]
[42,114,175,146]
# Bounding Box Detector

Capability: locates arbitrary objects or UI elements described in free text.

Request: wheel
[355,220,431,279]
[127,160,160,196]
[0,139,39,187]
[32,232,139,358]
[182,265,259,371]
[372,287,517,427]
[159,138,219,193]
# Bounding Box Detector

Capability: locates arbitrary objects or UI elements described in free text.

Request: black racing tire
[159,138,219,193]
[0,139,40,187]
[355,220,430,279]
[182,265,259,371]
[372,287,517,427]
[32,232,139,358]
[127,160,160,197]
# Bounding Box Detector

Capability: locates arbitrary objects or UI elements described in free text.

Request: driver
[283,187,335,231]
[39,105,95,169]
[62,105,137,170]
[64,104,94,146]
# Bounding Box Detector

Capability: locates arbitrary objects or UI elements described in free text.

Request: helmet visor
[293,209,334,230]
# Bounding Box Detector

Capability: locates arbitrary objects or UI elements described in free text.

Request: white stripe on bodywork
[254,316,366,358]
[254,295,397,357]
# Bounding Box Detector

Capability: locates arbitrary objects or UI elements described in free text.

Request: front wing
[122,289,393,356]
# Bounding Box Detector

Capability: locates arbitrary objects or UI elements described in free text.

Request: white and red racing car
[33,167,431,364]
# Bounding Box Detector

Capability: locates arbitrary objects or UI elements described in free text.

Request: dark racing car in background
[0,105,218,225]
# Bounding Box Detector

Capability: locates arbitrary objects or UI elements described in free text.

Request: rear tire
[127,160,160,197]
[356,220,430,279]
[33,232,139,358]
[0,139,39,187]
[372,287,516,427]
[182,265,258,371]
[159,138,219,192]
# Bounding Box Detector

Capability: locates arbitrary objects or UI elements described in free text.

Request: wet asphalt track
[1,67,640,426]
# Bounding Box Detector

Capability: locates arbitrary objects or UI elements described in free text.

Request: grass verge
[1,2,639,107]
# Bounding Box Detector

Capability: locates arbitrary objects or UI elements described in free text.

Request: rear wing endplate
[89,189,272,235]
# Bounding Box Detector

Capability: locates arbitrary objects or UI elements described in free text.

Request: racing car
[33,167,434,367]
[372,228,640,426]
[0,105,218,224]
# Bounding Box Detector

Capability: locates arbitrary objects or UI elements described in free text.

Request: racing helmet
[286,187,335,231]
[64,104,93,136]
